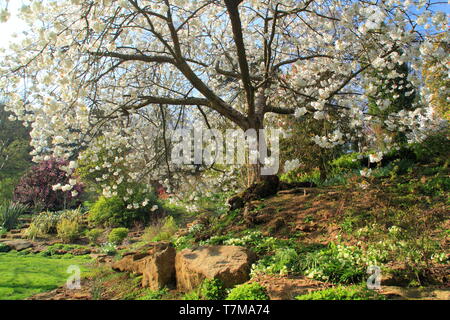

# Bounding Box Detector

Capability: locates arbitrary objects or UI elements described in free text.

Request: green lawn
[0,251,91,300]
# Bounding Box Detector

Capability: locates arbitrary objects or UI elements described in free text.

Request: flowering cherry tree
[0,0,448,195]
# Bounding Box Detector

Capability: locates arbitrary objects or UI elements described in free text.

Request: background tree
[422,33,449,121]
[0,102,33,202]
[0,103,32,176]
[367,52,418,147]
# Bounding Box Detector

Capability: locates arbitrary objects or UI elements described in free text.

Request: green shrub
[200,279,226,300]
[0,202,28,231]
[300,243,375,284]
[182,290,201,300]
[108,227,129,244]
[296,285,386,300]
[137,288,169,300]
[100,242,117,256]
[25,208,84,239]
[219,230,297,255]
[86,228,103,244]
[251,248,300,276]
[57,218,82,243]
[411,132,450,164]
[331,153,362,171]
[418,176,450,196]
[173,235,195,250]
[226,283,269,300]
[38,243,86,257]
[143,216,177,242]
[88,193,157,227]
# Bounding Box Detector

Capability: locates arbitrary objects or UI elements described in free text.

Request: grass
[0,251,91,300]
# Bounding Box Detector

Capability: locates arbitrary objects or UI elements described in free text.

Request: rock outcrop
[175,245,255,292]
[112,242,176,290]
[0,240,33,251]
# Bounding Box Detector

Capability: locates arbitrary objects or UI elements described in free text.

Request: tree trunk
[245,111,279,187]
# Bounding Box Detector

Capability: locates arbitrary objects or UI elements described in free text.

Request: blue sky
[0,0,448,50]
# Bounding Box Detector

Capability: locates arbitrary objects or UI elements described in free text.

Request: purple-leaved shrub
[13,159,84,211]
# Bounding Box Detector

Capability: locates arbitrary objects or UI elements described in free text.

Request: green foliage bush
[86,228,103,244]
[25,208,84,240]
[411,131,450,164]
[137,288,169,300]
[88,196,124,227]
[100,242,117,256]
[213,230,297,255]
[182,290,201,300]
[301,243,374,284]
[38,243,87,257]
[296,285,386,300]
[226,283,269,300]
[251,248,300,276]
[200,279,226,300]
[0,202,27,231]
[56,218,82,243]
[143,216,177,242]
[173,235,195,250]
[108,227,129,244]
[330,153,363,171]
[88,190,158,227]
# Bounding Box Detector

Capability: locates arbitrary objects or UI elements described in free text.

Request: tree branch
[224,0,255,117]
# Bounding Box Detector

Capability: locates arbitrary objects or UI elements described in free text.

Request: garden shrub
[200,279,226,300]
[39,243,87,257]
[100,242,117,256]
[143,216,178,242]
[330,153,363,171]
[0,201,28,230]
[251,248,300,276]
[137,288,169,300]
[13,159,84,211]
[410,131,450,164]
[108,227,129,244]
[182,291,201,300]
[173,235,195,250]
[226,283,269,300]
[86,228,103,244]
[217,230,297,255]
[300,243,374,284]
[57,218,82,243]
[25,208,85,239]
[296,285,386,300]
[88,188,158,227]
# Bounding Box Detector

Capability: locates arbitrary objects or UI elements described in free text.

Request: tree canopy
[0,0,448,197]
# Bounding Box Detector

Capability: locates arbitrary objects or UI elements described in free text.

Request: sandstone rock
[112,242,176,290]
[141,243,176,290]
[72,248,92,255]
[175,245,255,292]
[90,253,110,263]
[1,240,33,251]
